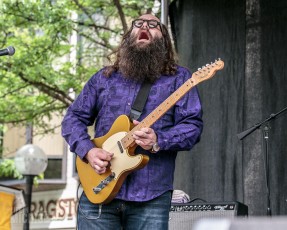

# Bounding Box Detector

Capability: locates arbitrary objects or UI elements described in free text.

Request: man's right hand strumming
[85,148,114,174]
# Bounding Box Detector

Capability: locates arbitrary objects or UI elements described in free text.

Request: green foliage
[0,0,160,134]
[0,158,44,185]
[0,158,22,179]
[0,0,161,184]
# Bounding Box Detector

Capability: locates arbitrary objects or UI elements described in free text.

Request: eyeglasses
[132,19,162,31]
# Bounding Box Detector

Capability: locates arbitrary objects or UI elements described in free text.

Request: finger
[98,151,113,161]
[94,165,106,174]
[133,120,140,125]
[135,139,144,145]
[106,152,114,160]
[142,128,150,134]
[93,161,108,171]
[135,139,152,147]
[135,140,153,150]
[95,158,109,167]
[133,130,148,139]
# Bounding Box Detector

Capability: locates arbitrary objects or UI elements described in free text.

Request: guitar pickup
[117,141,123,153]
[93,187,102,194]
[93,173,115,194]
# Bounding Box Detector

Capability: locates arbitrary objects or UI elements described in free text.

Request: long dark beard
[118,34,167,83]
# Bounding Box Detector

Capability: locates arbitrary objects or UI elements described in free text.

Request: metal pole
[24,122,33,229]
[24,175,34,230]
[26,123,33,144]
[263,125,271,216]
[161,0,169,26]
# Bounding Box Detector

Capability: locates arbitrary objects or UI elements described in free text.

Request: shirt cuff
[75,139,96,160]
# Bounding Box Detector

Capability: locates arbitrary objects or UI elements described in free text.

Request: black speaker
[169,201,248,230]
[193,217,287,230]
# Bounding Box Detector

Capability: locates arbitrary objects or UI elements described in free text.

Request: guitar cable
[76,182,103,224]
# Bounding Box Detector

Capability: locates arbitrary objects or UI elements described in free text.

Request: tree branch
[18,73,73,106]
[0,83,30,98]
[0,104,67,124]
[72,0,116,49]
[72,20,118,33]
[113,0,128,33]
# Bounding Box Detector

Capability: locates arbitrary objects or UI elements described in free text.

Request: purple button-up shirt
[61,65,203,201]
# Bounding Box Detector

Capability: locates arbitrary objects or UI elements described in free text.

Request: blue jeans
[77,191,172,230]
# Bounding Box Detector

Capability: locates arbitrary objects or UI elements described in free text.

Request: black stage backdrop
[169,0,287,215]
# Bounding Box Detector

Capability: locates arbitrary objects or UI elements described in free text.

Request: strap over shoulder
[129,81,152,121]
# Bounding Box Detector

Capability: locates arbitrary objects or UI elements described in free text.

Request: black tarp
[170,0,287,215]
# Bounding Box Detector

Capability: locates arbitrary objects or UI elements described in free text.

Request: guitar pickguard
[102,132,143,180]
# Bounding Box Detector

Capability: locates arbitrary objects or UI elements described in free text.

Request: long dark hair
[103,22,177,77]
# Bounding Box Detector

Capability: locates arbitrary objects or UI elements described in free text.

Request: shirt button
[127,102,131,106]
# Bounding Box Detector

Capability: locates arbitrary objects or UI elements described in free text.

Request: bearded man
[62,14,203,230]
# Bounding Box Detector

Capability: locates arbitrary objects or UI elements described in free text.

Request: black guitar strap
[129,81,152,121]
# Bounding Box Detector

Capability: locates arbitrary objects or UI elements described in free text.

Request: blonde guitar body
[76,59,224,204]
[76,115,149,204]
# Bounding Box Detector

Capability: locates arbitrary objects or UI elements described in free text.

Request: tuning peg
[206,64,209,66]
[198,68,201,71]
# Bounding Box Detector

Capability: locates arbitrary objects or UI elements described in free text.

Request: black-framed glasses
[132,19,162,31]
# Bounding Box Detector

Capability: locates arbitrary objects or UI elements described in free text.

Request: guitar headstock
[192,59,224,83]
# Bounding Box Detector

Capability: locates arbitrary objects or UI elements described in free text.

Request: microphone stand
[237,106,287,216]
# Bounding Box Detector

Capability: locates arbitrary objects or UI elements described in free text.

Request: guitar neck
[121,77,196,148]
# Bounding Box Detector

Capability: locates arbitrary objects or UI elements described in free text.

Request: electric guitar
[76,59,224,204]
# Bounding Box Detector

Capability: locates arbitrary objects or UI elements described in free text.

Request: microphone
[0,46,16,56]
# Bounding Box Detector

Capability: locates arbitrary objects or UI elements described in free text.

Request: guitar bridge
[93,173,115,194]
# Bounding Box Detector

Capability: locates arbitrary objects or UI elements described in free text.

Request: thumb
[133,120,140,125]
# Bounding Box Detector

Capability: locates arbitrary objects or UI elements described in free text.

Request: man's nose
[141,21,149,29]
